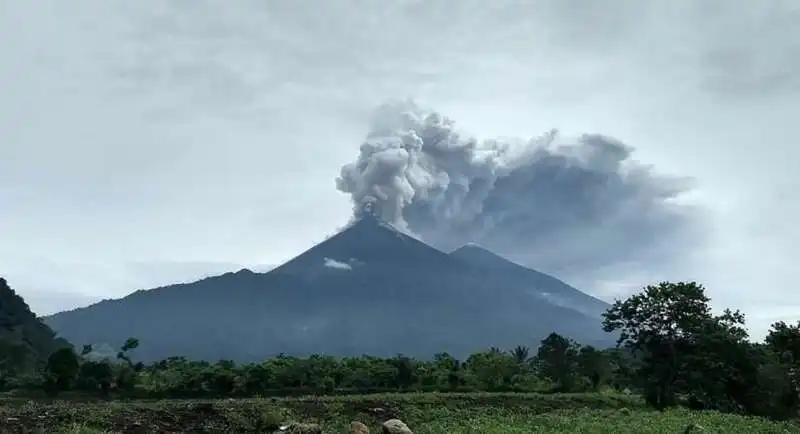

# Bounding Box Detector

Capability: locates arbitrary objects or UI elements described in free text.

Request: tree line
[2,281,799,420]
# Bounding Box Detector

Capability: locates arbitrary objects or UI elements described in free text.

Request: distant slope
[45,215,615,362]
[0,277,70,372]
[449,244,611,318]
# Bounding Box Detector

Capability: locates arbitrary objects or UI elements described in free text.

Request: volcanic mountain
[44,215,614,362]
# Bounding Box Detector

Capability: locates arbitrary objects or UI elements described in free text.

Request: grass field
[1,392,797,433]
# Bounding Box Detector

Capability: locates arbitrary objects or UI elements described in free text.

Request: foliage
[535,332,581,392]
[603,281,799,419]
[0,278,70,379]
[408,408,800,434]
[0,392,643,433]
[44,347,80,394]
[0,394,796,433]
[2,277,800,426]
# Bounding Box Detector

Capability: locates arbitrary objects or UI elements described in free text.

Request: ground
[0,392,797,433]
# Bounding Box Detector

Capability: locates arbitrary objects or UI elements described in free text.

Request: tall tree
[763,321,800,417]
[464,349,517,391]
[576,345,611,390]
[680,309,755,412]
[510,345,530,365]
[602,281,725,409]
[45,347,80,393]
[535,332,579,392]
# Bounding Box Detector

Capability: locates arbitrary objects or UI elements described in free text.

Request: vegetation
[2,394,797,433]
[2,278,800,432]
[0,278,71,390]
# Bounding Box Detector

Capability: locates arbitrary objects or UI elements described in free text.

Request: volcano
[44,215,614,362]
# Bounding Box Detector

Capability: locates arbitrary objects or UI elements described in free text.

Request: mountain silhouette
[449,243,610,318]
[0,278,70,371]
[44,215,614,362]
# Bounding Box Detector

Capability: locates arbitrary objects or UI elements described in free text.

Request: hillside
[0,278,69,374]
[449,243,610,318]
[44,215,614,362]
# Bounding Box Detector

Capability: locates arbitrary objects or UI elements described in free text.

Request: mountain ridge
[44,216,614,362]
[449,243,610,317]
[0,277,71,372]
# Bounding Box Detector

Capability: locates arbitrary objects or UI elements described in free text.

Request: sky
[1,0,798,340]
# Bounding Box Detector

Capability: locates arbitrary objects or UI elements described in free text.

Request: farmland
[1,392,798,433]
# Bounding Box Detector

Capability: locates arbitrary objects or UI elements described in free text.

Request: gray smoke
[336,100,703,278]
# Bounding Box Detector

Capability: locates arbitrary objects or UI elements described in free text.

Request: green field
[1,393,797,433]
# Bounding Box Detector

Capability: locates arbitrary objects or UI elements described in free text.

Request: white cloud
[323,258,352,271]
[1,0,798,340]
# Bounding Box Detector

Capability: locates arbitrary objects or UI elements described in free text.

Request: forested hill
[0,277,70,374]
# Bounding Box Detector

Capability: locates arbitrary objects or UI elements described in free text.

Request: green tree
[76,360,114,397]
[766,321,800,369]
[464,349,517,391]
[45,347,80,393]
[116,337,139,367]
[762,321,800,418]
[113,337,141,392]
[511,345,530,365]
[679,309,757,412]
[576,345,611,390]
[603,282,710,409]
[535,332,579,392]
[433,352,463,390]
[602,281,750,411]
[388,355,416,389]
[0,337,32,387]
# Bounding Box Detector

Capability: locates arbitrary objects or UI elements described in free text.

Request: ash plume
[336,100,703,278]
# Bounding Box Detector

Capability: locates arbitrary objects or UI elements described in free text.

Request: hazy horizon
[2,0,798,340]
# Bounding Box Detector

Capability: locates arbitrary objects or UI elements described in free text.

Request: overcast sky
[1,0,798,340]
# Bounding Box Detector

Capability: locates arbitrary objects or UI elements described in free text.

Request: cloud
[337,100,706,278]
[1,0,798,340]
[323,258,353,271]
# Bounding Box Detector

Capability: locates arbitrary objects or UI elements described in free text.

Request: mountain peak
[346,206,407,233]
[271,209,450,274]
[453,242,490,253]
[349,210,391,229]
[450,243,513,265]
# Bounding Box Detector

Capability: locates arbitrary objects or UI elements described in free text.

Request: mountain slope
[0,278,70,372]
[449,243,611,318]
[44,216,614,362]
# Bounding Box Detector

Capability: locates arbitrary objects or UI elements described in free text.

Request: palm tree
[511,345,530,365]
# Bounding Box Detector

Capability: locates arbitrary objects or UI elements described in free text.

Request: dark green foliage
[762,321,800,417]
[2,275,800,424]
[511,345,530,365]
[117,336,140,368]
[0,277,70,382]
[44,347,79,393]
[0,338,31,389]
[603,281,800,419]
[603,282,716,410]
[76,359,114,396]
[576,345,611,391]
[535,333,581,392]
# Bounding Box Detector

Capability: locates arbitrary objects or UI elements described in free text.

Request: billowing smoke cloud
[336,100,704,279]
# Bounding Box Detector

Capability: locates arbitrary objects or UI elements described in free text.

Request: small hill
[0,277,70,373]
[44,215,614,362]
